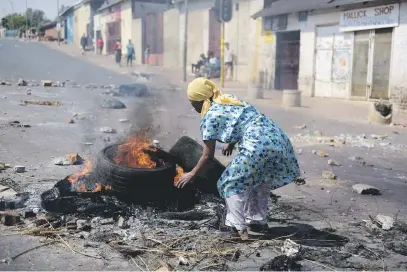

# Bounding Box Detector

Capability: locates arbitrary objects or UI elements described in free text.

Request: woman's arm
[176,140,216,188]
[190,140,216,176]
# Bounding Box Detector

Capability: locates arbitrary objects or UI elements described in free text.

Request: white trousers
[225,182,271,231]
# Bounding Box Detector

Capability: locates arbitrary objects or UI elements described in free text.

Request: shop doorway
[351,28,393,100]
[106,22,121,54]
[275,31,300,90]
[142,12,164,65]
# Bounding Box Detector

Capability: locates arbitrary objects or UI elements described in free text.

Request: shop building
[253,0,407,111]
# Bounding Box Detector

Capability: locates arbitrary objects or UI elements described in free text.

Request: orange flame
[174,166,185,186]
[68,159,92,184]
[113,133,156,168]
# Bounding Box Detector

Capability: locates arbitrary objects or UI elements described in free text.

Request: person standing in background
[97,37,104,54]
[126,39,135,67]
[114,40,122,67]
[144,45,150,64]
[80,34,87,55]
[224,43,234,80]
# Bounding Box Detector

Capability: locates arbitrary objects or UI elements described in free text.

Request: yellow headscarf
[187,77,244,118]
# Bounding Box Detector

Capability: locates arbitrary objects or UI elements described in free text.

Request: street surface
[0,39,407,270]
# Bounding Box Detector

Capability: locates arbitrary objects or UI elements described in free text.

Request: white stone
[352,184,380,195]
[13,165,25,173]
[281,239,301,257]
[100,127,116,133]
[376,214,394,230]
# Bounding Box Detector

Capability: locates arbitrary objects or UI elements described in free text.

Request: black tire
[169,136,225,196]
[96,144,198,208]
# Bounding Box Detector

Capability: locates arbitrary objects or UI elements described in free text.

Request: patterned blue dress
[200,96,300,199]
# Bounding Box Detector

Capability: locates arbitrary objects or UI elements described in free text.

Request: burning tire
[169,136,226,196]
[96,144,198,208]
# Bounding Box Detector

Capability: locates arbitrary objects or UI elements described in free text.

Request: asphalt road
[0,39,407,270]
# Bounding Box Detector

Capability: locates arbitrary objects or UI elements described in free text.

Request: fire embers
[174,166,185,186]
[67,160,112,193]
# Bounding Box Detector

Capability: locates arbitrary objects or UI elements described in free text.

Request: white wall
[163,9,180,68]
[389,1,407,111]
[132,18,143,64]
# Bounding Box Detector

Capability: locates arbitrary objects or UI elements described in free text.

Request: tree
[1,17,8,28]
[26,8,46,28]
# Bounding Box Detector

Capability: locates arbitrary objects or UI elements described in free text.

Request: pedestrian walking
[126,39,135,67]
[97,37,104,54]
[177,78,301,240]
[224,43,234,80]
[114,40,122,66]
[144,45,150,64]
[80,34,87,55]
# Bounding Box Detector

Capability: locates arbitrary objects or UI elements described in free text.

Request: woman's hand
[222,143,235,156]
[176,172,196,188]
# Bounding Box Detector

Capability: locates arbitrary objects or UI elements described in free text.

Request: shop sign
[339,3,399,32]
[105,6,121,23]
[263,30,274,44]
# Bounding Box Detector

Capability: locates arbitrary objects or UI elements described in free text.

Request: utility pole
[25,0,28,39]
[220,22,225,87]
[9,0,14,32]
[182,0,188,82]
[57,0,60,46]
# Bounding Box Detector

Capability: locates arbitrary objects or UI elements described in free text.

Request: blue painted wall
[66,14,74,44]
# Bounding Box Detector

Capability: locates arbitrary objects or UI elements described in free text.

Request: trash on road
[23,100,62,106]
[13,165,25,173]
[100,127,117,133]
[17,78,27,86]
[41,80,53,87]
[328,159,340,166]
[281,239,302,257]
[352,184,381,195]
[322,170,336,180]
[54,153,84,166]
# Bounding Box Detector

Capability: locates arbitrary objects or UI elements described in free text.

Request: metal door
[275,31,300,90]
[314,25,351,98]
[106,22,121,54]
[351,30,370,97]
[371,28,392,99]
[143,12,164,65]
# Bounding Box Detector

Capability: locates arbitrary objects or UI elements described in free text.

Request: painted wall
[121,0,133,55]
[163,9,180,68]
[224,0,263,84]
[132,18,143,64]
[389,1,407,112]
[74,3,91,49]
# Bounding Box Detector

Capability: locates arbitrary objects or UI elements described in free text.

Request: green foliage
[1,8,47,30]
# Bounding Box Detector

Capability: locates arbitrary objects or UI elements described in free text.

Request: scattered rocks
[0,211,21,226]
[41,80,53,87]
[348,156,373,166]
[67,118,75,124]
[371,134,388,140]
[13,165,25,173]
[281,239,301,257]
[352,184,381,195]
[376,214,394,230]
[100,218,114,225]
[23,100,62,106]
[293,124,307,129]
[17,78,27,86]
[117,216,128,229]
[328,159,340,166]
[8,121,31,128]
[0,185,17,198]
[118,83,148,97]
[100,98,126,109]
[178,256,189,265]
[119,118,130,123]
[322,170,336,180]
[100,127,117,134]
[76,219,91,231]
[0,81,12,86]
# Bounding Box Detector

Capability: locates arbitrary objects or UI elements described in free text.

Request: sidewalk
[44,41,407,126]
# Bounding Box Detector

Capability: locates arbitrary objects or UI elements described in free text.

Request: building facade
[253,0,407,111]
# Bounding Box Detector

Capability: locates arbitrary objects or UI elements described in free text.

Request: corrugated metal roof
[252,0,377,19]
